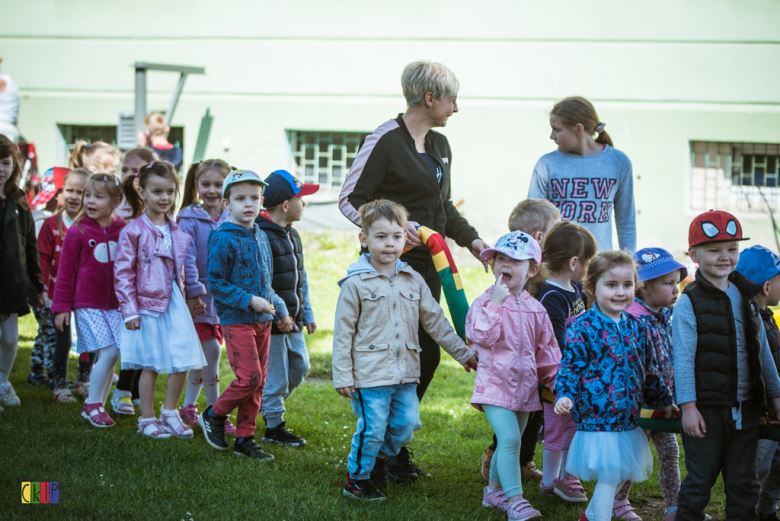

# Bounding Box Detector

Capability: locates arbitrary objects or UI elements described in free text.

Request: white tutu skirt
[120,282,206,374]
[565,427,653,484]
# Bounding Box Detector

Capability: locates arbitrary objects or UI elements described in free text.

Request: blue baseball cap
[736,245,780,285]
[634,247,688,282]
[262,170,319,207]
[222,169,268,198]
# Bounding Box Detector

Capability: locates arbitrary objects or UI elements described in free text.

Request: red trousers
[212,322,271,438]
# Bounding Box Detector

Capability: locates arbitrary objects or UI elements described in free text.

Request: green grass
[1,230,728,520]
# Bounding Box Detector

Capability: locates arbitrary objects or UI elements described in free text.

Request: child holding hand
[555,251,674,521]
[468,231,560,521]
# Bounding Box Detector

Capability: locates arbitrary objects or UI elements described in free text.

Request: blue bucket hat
[735,245,780,285]
[633,247,688,282]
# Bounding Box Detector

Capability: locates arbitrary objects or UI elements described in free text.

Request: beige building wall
[2,0,780,256]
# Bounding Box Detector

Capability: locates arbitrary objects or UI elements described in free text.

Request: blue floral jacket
[555,305,673,432]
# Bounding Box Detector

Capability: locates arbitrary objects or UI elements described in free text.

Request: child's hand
[681,402,706,438]
[125,317,141,331]
[769,396,780,423]
[306,322,318,335]
[54,312,69,332]
[664,404,679,420]
[336,386,355,398]
[249,296,275,315]
[462,355,478,372]
[36,294,45,308]
[490,271,510,307]
[187,297,206,318]
[554,397,573,415]
[278,315,294,333]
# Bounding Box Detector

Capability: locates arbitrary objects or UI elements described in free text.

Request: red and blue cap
[688,210,749,248]
[262,170,319,207]
[31,167,71,207]
[735,245,780,285]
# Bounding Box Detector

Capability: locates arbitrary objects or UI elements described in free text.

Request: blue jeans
[261,331,310,428]
[348,383,421,480]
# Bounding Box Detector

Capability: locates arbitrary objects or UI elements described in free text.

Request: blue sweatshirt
[206,222,287,326]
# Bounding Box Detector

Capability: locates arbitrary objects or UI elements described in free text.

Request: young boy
[333,199,476,500]
[481,198,562,482]
[256,170,319,447]
[674,211,780,521]
[200,169,289,461]
[735,245,780,521]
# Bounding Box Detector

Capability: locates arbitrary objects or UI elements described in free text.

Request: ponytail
[69,140,89,169]
[594,129,613,148]
[122,174,145,220]
[69,140,121,173]
[551,96,614,147]
[181,163,201,209]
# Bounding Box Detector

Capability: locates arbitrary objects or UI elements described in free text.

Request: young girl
[114,161,205,439]
[527,97,636,253]
[554,251,675,521]
[614,248,686,521]
[533,220,596,502]
[0,135,45,408]
[38,168,94,403]
[176,160,234,432]
[68,140,121,174]
[467,231,561,521]
[52,173,126,427]
[111,147,157,414]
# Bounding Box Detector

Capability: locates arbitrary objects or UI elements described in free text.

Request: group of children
[0,133,318,460]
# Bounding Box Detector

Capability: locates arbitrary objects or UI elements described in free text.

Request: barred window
[690,141,780,214]
[288,131,369,191]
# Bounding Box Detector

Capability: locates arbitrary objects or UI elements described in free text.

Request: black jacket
[0,190,43,316]
[338,114,480,271]
[255,212,307,334]
[684,269,767,412]
[761,307,780,372]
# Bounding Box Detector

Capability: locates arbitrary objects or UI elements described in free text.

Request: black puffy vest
[255,214,305,334]
[684,269,766,412]
[761,307,780,372]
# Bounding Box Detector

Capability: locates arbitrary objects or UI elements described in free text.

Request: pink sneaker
[613,499,642,520]
[82,402,115,428]
[482,486,508,512]
[225,417,237,435]
[180,404,199,426]
[554,477,588,503]
[507,498,542,521]
[538,481,555,496]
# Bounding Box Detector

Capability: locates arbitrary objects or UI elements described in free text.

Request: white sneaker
[0,383,21,406]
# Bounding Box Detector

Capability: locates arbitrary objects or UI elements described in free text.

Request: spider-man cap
[688,210,750,248]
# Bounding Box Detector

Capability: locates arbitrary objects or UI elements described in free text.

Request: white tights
[0,314,19,385]
[86,344,119,405]
[585,481,620,521]
[183,338,221,406]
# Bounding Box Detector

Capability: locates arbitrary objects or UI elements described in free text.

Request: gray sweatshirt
[673,283,780,405]
[527,145,636,252]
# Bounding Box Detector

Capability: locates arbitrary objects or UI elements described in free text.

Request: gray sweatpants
[261,331,310,429]
[757,439,780,516]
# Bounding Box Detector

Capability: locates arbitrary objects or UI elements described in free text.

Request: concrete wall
[2,0,780,255]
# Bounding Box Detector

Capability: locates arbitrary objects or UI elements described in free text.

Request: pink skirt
[543,402,577,450]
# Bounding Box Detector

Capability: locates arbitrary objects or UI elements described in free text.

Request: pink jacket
[114,213,192,318]
[51,216,126,313]
[467,288,561,412]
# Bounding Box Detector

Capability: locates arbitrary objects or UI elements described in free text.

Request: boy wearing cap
[200,170,289,461]
[673,210,780,521]
[333,199,476,500]
[735,245,780,521]
[255,170,319,447]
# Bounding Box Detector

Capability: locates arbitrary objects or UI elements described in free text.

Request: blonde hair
[123,147,156,165]
[401,61,460,107]
[69,141,121,173]
[583,250,636,305]
[181,159,231,208]
[144,112,167,136]
[551,96,613,147]
[57,168,91,239]
[359,199,408,233]
[508,199,561,234]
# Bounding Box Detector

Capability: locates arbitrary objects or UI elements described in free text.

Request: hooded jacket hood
[338,253,407,287]
[178,204,230,223]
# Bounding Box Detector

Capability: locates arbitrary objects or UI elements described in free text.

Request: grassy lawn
[1,230,728,520]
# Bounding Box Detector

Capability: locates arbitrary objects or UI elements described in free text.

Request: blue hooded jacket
[206,222,287,326]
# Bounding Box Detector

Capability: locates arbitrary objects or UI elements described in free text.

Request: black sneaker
[343,474,386,501]
[759,513,780,521]
[370,456,388,490]
[233,436,275,461]
[199,405,228,451]
[262,421,306,446]
[27,372,48,387]
[388,446,430,482]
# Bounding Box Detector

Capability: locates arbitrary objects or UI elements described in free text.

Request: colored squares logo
[21,482,59,504]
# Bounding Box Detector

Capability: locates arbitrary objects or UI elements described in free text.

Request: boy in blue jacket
[200,170,289,461]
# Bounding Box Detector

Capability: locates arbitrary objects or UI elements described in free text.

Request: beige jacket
[332,259,473,389]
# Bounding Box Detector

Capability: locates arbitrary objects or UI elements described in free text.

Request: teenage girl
[52,174,126,427]
[176,160,234,432]
[69,140,121,174]
[0,135,45,409]
[111,147,158,414]
[554,251,675,521]
[532,221,597,503]
[527,97,636,253]
[39,168,93,403]
[468,231,561,521]
[114,161,205,439]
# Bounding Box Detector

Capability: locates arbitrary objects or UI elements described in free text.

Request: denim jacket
[555,305,673,432]
[206,222,287,326]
